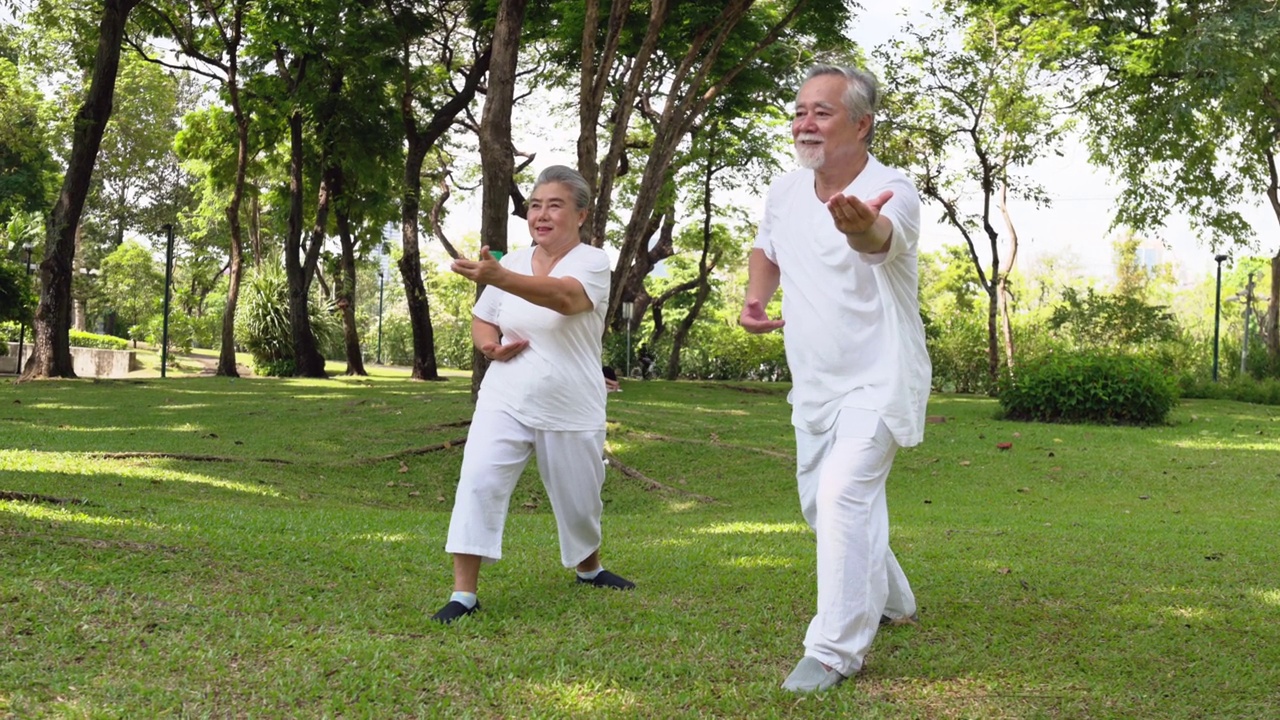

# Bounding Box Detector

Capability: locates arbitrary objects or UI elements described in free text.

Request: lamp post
[621,298,635,378]
[160,224,175,378]
[75,267,100,331]
[15,243,34,375]
[1212,253,1228,381]
[377,247,389,365]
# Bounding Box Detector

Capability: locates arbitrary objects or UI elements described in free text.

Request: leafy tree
[963,0,1280,367]
[555,0,855,327]
[0,258,37,327]
[877,7,1069,384]
[385,0,491,381]
[24,0,143,379]
[1047,287,1179,351]
[130,0,256,377]
[0,56,59,224]
[920,243,986,316]
[86,53,187,248]
[98,239,162,339]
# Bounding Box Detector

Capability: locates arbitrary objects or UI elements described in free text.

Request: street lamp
[160,224,175,378]
[1212,253,1228,382]
[377,245,389,365]
[76,267,100,331]
[15,243,34,375]
[621,297,635,379]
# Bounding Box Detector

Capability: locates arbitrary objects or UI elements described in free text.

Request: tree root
[621,430,794,460]
[88,452,291,464]
[366,436,470,463]
[604,451,715,503]
[0,490,87,505]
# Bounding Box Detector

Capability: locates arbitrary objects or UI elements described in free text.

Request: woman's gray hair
[534,165,592,212]
[802,64,880,143]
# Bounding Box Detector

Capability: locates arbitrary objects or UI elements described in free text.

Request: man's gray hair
[802,64,880,143]
[534,165,592,212]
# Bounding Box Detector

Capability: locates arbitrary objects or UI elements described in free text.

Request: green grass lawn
[2,376,1278,718]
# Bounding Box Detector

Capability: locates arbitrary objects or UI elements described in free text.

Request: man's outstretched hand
[739,299,784,334]
[826,190,893,237]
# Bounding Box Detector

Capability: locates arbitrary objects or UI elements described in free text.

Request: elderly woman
[433,165,635,624]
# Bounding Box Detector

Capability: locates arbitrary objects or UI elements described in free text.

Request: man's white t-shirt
[754,156,932,447]
[472,243,611,431]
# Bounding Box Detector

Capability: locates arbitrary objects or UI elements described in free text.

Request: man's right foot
[432,600,480,624]
[879,612,919,627]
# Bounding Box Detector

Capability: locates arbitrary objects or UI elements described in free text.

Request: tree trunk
[392,28,490,381]
[472,0,528,398]
[665,279,711,380]
[331,169,366,376]
[217,20,249,378]
[997,181,1019,372]
[399,137,441,382]
[576,0,633,244]
[1264,146,1279,361]
[25,0,140,379]
[284,108,327,377]
[250,194,262,266]
[982,214,1001,387]
[603,0,796,322]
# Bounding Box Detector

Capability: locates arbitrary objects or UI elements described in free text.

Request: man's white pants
[446,409,606,568]
[794,407,916,677]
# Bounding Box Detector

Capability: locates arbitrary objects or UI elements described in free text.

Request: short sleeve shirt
[472,244,611,431]
[754,156,932,447]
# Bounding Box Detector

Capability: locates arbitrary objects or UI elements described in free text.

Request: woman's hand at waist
[479,338,529,362]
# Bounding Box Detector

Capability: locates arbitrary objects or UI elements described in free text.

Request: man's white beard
[794,134,823,169]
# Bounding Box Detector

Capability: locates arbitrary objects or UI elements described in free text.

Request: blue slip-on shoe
[576,569,636,590]
[431,600,480,624]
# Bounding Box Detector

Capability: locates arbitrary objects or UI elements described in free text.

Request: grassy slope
[1,377,1277,719]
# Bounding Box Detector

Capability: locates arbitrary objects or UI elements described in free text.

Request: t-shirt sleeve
[752,184,778,263]
[562,247,611,311]
[473,284,502,324]
[860,173,921,267]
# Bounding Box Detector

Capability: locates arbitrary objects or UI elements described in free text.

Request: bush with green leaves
[131,313,196,355]
[234,265,339,376]
[0,257,36,326]
[664,320,789,381]
[69,329,128,351]
[999,352,1178,425]
[927,308,992,394]
[1048,287,1179,349]
[1180,374,1280,405]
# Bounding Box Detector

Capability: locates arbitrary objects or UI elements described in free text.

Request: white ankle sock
[450,591,477,609]
[576,567,603,580]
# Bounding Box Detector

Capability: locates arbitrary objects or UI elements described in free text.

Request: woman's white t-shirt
[472,243,611,431]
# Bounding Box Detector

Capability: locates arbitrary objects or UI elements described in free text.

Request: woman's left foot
[431,600,480,623]
[576,569,636,590]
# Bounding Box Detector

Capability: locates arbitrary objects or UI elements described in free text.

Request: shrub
[659,321,789,381]
[234,265,338,376]
[0,258,36,325]
[251,357,296,377]
[69,329,128,351]
[928,309,992,394]
[1179,375,1280,406]
[998,352,1177,425]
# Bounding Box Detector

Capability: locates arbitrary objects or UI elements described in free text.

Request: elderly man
[740,64,931,693]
